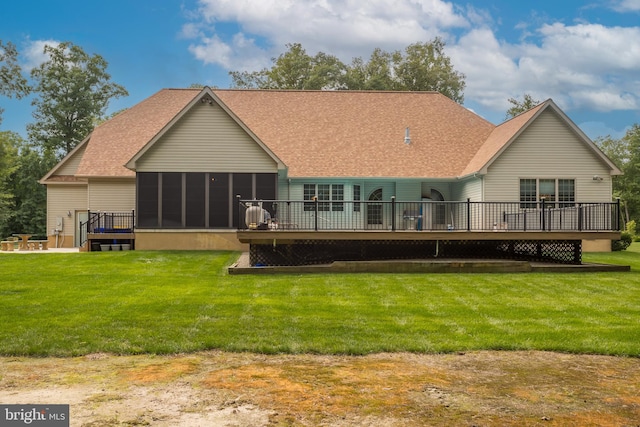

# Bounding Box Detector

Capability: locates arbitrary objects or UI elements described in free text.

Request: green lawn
[0,246,638,357]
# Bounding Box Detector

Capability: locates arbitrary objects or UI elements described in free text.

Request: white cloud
[188,32,269,71]
[448,28,521,109]
[184,0,640,117]
[571,90,637,111]
[610,0,640,12]
[535,23,640,73]
[21,39,59,71]
[449,23,640,114]
[186,0,468,68]
[179,22,203,39]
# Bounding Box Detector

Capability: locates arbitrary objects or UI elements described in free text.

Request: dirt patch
[1,351,638,426]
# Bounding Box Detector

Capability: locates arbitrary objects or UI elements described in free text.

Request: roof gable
[462,100,622,176]
[461,102,546,177]
[126,88,284,171]
[40,134,90,183]
[76,88,201,177]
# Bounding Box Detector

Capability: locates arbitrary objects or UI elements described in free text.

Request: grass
[0,246,638,357]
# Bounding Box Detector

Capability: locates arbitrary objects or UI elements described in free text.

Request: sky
[1,0,639,141]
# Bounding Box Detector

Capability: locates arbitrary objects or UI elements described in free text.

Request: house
[40,87,622,263]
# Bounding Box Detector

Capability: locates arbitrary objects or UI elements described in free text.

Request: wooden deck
[237,230,621,244]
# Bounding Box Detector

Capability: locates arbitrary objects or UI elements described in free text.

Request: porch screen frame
[136,172,277,229]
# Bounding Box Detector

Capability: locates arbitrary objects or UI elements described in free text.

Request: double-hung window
[304,184,344,211]
[519,178,575,208]
[557,179,575,208]
[353,185,361,212]
[519,179,537,209]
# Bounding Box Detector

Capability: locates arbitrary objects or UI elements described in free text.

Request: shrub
[626,220,637,236]
[612,231,633,251]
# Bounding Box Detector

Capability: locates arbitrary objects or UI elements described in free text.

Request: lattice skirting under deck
[249,239,582,266]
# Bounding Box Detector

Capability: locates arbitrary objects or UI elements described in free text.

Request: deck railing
[79,210,135,246]
[238,198,621,232]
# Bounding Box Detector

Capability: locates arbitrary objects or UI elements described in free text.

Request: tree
[0,40,31,124]
[229,68,270,89]
[0,131,20,234]
[230,43,345,90]
[506,94,541,119]
[617,125,640,226]
[229,40,466,103]
[28,42,128,158]
[7,141,55,236]
[596,125,640,226]
[344,48,394,90]
[392,39,465,102]
[596,135,627,172]
[0,131,55,237]
[303,51,345,90]
[598,135,630,224]
[265,43,314,89]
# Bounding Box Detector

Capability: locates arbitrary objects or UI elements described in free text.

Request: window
[367,188,383,226]
[539,179,556,205]
[558,179,575,208]
[304,184,344,211]
[331,184,344,211]
[303,184,316,211]
[519,179,537,208]
[353,185,361,212]
[520,179,575,208]
[317,184,330,211]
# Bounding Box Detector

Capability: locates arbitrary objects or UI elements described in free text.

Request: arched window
[367,188,383,226]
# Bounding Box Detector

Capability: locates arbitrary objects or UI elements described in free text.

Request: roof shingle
[215,90,496,178]
[76,88,200,177]
[461,102,547,176]
[62,88,509,179]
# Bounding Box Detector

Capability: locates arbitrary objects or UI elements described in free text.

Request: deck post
[314,197,319,231]
[541,198,546,231]
[236,195,241,229]
[578,203,583,231]
[466,198,471,231]
[391,196,396,231]
[616,198,621,231]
